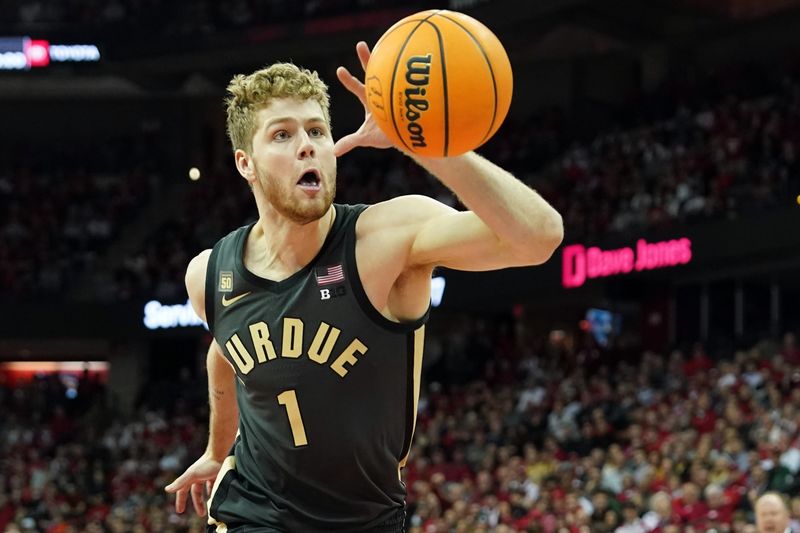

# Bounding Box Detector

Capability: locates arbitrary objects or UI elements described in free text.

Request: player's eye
[309,127,323,137]
[273,130,289,141]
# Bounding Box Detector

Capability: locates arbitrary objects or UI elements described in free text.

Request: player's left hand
[165,453,222,517]
[334,41,394,157]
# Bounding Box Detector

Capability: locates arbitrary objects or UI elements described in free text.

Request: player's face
[249,97,336,224]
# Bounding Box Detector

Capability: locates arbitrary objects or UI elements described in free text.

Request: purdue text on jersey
[223,316,367,378]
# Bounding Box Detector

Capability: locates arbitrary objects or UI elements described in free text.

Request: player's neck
[247,206,335,280]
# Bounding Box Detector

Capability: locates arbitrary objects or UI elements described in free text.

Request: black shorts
[205,507,406,533]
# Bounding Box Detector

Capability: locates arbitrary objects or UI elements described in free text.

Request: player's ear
[234,149,256,186]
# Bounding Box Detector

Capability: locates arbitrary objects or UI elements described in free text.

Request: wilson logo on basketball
[403,54,432,148]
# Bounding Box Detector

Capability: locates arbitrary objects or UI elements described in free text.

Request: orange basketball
[365,10,512,157]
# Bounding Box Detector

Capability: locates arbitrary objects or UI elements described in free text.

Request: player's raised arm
[360,160,563,272]
[412,152,562,268]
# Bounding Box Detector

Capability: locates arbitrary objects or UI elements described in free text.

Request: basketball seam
[436,12,499,147]
[427,17,450,157]
[387,12,441,154]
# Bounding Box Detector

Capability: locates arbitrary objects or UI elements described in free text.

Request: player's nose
[297,130,315,160]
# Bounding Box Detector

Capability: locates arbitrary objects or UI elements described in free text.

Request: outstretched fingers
[174,486,189,514]
[334,40,390,158]
[333,133,360,158]
[165,466,196,494]
[336,67,366,106]
[356,41,371,72]
[191,482,207,517]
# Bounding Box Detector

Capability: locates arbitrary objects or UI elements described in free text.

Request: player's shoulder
[185,248,212,322]
[184,223,253,286]
[358,195,456,234]
[185,249,212,291]
[187,249,213,274]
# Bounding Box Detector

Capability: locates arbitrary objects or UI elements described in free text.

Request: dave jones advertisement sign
[562,237,693,289]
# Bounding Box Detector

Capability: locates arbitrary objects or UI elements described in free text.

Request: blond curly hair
[225,63,331,153]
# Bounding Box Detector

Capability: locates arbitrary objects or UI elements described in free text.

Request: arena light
[49,44,100,62]
[0,36,100,70]
[562,237,692,289]
[431,276,446,307]
[0,361,109,372]
[0,38,27,70]
[0,361,110,388]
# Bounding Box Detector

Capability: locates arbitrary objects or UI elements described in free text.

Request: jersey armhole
[345,207,430,333]
[205,242,222,332]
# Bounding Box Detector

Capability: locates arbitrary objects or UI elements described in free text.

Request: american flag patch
[315,264,344,285]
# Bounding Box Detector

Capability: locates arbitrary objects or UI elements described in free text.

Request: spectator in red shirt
[702,484,735,528]
[691,393,718,434]
[781,332,800,365]
[672,482,709,526]
[684,344,713,377]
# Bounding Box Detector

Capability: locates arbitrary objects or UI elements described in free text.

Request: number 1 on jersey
[277,389,308,447]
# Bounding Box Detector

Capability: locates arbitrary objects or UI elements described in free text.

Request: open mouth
[297,169,321,190]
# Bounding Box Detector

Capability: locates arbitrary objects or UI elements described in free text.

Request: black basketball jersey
[203,204,427,533]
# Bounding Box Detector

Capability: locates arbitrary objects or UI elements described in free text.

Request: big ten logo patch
[320,286,346,300]
[220,271,233,292]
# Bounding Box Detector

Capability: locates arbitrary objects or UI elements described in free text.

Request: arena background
[1,0,800,531]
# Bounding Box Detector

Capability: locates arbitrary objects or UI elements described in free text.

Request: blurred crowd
[0,136,164,299]
[404,326,800,532]
[0,369,208,533]
[551,77,800,241]
[1,325,798,532]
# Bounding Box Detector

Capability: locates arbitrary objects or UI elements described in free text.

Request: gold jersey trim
[399,325,425,469]
[207,454,236,530]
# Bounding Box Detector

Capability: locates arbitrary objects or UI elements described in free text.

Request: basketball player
[165,42,563,532]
